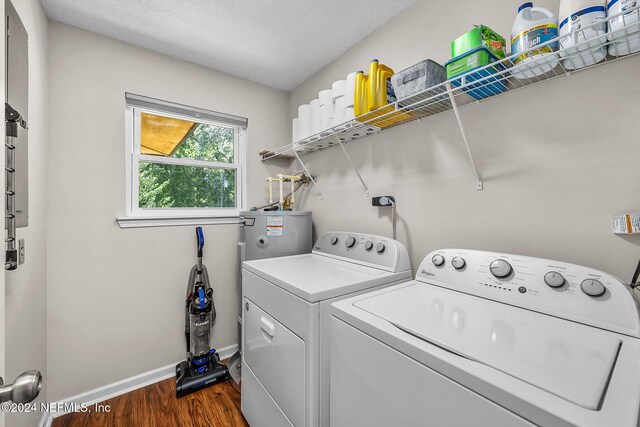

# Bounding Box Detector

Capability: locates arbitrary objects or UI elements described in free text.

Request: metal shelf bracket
[292,148,324,199]
[446,83,484,191]
[335,135,369,198]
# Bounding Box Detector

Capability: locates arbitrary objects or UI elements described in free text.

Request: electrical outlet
[372,196,395,207]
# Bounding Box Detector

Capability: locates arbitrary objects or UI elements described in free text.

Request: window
[123,93,247,223]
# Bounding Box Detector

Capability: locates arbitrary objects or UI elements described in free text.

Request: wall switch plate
[18,238,25,264]
[372,196,395,207]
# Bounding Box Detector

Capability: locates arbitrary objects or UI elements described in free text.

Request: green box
[446,47,495,79]
[451,25,506,59]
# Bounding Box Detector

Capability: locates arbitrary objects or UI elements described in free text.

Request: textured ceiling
[40,0,415,90]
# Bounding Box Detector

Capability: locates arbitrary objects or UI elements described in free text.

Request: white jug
[558,0,607,69]
[511,2,560,79]
[607,0,640,56]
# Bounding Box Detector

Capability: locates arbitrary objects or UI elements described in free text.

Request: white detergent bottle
[511,2,560,79]
[558,0,607,69]
[607,0,640,56]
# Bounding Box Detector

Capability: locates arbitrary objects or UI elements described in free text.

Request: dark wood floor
[52,377,248,427]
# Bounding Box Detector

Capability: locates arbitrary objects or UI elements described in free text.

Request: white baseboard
[38,343,238,427]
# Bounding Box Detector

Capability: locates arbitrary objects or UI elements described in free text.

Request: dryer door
[243,298,305,427]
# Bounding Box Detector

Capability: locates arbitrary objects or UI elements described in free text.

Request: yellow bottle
[355,60,412,128]
[354,71,369,117]
[367,59,395,111]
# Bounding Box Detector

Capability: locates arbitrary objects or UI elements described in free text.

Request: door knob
[0,370,42,403]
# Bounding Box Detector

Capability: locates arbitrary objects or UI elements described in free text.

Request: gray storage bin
[391,59,446,102]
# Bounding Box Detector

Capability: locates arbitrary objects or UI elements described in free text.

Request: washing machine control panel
[313,232,411,273]
[417,249,640,337]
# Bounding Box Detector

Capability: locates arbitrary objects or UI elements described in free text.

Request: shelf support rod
[446,83,484,191]
[293,148,324,199]
[335,135,369,198]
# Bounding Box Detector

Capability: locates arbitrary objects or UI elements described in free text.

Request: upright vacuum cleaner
[176,227,230,397]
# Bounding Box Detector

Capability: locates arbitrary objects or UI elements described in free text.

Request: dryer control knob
[432,254,445,267]
[581,279,605,297]
[544,272,565,288]
[330,236,339,246]
[364,241,374,251]
[345,236,357,248]
[452,257,466,270]
[490,260,512,278]
[376,243,386,254]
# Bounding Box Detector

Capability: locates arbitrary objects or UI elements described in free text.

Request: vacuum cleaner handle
[196,227,204,258]
[196,227,204,274]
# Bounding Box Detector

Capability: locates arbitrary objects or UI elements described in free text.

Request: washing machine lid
[243,254,409,303]
[353,281,621,410]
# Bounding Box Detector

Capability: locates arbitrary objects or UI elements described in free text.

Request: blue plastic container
[445,47,507,100]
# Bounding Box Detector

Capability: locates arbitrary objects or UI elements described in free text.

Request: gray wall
[46,22,288,401]
[4,0,48,426]
[288,0,640,280]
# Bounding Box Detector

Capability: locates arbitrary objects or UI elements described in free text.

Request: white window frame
[121,97,247,226]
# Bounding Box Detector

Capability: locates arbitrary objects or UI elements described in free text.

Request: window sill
[116,215,241,229]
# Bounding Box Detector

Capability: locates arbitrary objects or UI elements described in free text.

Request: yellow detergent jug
[367,59,395,111]
[354,71,369,117]
[354,59,412,128]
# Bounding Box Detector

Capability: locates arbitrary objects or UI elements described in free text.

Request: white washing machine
[330,249,640,427]
[241,232,411,427]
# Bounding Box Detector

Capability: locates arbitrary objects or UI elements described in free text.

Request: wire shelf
[262,4,640,162]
